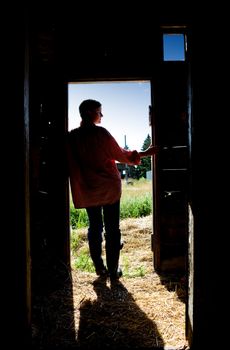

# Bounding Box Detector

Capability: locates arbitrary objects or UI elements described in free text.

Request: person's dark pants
[86,200,121,275]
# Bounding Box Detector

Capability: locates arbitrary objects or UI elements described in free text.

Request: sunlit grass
[121,177,152,196]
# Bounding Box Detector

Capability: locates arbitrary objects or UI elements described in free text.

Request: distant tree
[136,134,152,179]
[142,134,151,151]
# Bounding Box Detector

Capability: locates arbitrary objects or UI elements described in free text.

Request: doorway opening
[68,79,152,269]
[67,80,187,348]
[67,80,153,274]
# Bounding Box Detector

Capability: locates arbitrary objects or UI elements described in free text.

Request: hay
[32,216,188,349]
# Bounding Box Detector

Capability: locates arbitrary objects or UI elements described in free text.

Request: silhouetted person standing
[66,99,157,280]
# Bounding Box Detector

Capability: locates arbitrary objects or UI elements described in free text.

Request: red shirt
[67,124,141,208]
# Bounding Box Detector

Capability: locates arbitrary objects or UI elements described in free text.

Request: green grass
[72,249,95,272]
[121,255,146,278]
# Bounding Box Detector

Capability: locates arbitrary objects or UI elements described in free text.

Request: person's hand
[154,145,160,154]
[146,145,159,155]
[138,145,160,158]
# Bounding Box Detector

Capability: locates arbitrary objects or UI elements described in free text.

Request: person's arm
[104,128,158,165]
[104,129,141,165]
[123,145,159,165]
[139,145,159,158]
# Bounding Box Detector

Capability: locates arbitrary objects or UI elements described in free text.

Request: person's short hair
[79,99,101,120]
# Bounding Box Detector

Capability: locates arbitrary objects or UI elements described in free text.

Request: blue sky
[163,33,185,61]
[68,81,152,151]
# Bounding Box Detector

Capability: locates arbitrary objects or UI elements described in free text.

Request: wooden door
[151,61,189,273]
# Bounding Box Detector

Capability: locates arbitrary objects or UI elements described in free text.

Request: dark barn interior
[4,3,227,349]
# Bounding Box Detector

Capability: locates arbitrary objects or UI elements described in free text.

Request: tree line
[117,134,152,180]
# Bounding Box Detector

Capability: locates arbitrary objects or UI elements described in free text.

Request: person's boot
[105,234,123,280]
[109,267,123,280]
[88,240,108,277]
